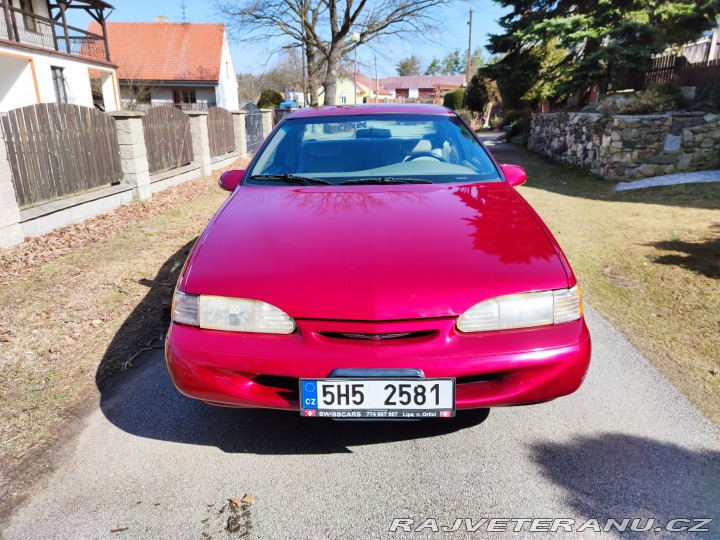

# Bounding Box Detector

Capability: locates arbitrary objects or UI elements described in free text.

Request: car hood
[182,183,569,320]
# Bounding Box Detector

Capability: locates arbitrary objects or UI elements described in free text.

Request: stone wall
[528,112,720,180]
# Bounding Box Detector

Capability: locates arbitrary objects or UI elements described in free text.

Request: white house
[93,18,239,111]
[0,0,120,113]
[380,75,466,103]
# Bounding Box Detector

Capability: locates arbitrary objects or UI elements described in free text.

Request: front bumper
[165,317,591,410]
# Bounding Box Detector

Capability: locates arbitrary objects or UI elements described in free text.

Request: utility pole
[375,54,379,103]
[301,27,307,107]
[180,0,187,23]
[351,32,360,104]
[466,6,473,86]
[354,45,358,104]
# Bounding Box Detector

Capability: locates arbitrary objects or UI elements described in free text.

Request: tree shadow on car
[97,243,489,455]
[531,433,720,527]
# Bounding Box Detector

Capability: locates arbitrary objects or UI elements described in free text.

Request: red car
[166,104,591,419]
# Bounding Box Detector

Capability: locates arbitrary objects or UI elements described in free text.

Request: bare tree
[115,62,157,110]
[238,49,307,104]
[121,81,155,110]
[216,0,449,105]
[266,47,305,93]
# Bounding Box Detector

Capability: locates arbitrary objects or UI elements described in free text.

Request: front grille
[456,372,505,385]
[318,331,435,341]
[253,375,298,392]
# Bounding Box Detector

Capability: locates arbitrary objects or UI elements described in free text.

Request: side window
[51,66,68,103]
[451,121,497,174]
[251,128,289,174]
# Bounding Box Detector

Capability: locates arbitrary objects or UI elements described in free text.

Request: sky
[68,0,510,79]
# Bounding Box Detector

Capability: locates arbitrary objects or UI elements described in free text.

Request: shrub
[489,114,503,131]
[691,85,720,113]
[443,89,465,111]
[465,75,499,113]
[502,109,521,126]
[503,110,532,145]
[509,133,529,147]
[257,89,283,109]
[456,109,482,129]
[617,83,687,114]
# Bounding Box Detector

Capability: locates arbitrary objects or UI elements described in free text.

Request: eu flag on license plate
[302,381,318,409]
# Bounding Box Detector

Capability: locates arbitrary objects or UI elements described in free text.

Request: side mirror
[219,169,245,191]
[500,164,527,187]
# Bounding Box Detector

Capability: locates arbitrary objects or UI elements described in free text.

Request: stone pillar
[260,108,275,140]
[186,111,211,177]
[0,123,25,248]
[231,110,248,158]
[108,111,152,202]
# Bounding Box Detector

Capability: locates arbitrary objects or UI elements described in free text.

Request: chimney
[155,16,168,22]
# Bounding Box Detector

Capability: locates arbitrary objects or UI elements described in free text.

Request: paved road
[3,307,719,539]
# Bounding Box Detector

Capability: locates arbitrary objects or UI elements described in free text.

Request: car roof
[285,103,455,119]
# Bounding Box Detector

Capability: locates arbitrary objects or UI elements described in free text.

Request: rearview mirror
[499,164,527,187]
[219,169,244,191]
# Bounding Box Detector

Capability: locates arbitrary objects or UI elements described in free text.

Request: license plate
[299,379,455,418]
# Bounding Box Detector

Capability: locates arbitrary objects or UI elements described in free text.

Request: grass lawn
[490,141,720,425]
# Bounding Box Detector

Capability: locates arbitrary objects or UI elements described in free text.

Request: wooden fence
[207,107,235,157]
[141,106,193,175]
[674,58,720,87]
[613,56,720,91]
[645,56,720,87]
[1,103,123,209]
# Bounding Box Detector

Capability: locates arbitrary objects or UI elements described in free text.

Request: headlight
[456,285,582,333]
[172,291,296,334]
[172,290,199,326]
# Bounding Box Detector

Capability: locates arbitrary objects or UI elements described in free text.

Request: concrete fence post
[108,111,152,202]
[231,110,249,158]
[186,111,212,177]
[0,123,25,248]
[260,108,275,139]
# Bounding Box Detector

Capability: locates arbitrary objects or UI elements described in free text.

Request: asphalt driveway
[3,307,719,539]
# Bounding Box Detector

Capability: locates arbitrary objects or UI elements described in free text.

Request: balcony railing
[121,101,218,112]
[0,4,109,62]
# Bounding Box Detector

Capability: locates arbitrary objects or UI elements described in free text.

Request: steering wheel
[404,152,447,162]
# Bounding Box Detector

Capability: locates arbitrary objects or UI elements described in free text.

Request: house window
[51,66,68,103]
[340,95,347,104]
[173,89,197,105]
[10,0,36,32]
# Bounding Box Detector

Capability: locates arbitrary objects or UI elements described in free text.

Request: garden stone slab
[614,170,720,191]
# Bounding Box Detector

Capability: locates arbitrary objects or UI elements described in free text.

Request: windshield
[245,114,501,185]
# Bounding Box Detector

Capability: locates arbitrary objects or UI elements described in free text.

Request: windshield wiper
[250,174,332,186]
[339,177,433,185]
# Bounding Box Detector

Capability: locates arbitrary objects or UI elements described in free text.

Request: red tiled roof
[338,71,392,95]
[380,75,466,90]
[88,22,225,81]
[355,73,392,96]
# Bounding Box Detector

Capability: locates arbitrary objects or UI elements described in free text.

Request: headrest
[306,143,343,158]
[356,128,391,138]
